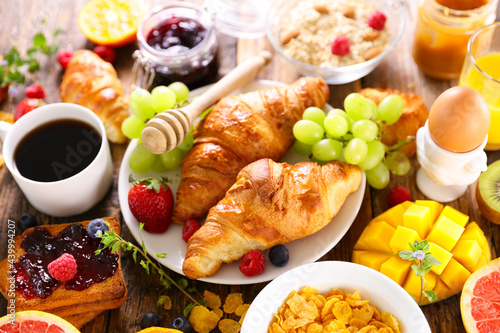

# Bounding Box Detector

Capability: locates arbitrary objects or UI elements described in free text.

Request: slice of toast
[0,217,127,329]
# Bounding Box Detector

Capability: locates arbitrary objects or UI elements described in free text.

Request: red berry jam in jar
[135,2,219,89]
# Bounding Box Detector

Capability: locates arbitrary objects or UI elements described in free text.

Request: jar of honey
[412,0,498,80]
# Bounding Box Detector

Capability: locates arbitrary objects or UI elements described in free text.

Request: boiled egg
[428,86,490,153]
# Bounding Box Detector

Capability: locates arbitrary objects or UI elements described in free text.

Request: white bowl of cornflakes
[241,261,431,333]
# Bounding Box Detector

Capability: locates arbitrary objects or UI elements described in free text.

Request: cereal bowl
[266,0,405,84]
[241,261,431,332]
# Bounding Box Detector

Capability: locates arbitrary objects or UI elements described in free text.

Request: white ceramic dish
[241,261,431,332]
[118,80,366,285]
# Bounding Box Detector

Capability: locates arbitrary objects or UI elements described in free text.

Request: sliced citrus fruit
[137,328,182,333]
[0,311,80,332]
[353,201,491,305]
[461,257,500,333]
[78,0,146,47]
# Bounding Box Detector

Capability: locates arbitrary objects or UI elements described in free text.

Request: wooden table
[1,1,499,332]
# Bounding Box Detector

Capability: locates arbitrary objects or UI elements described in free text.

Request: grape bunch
[121,82,195,174]
[292,93,411,189]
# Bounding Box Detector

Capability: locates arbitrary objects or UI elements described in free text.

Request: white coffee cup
[0,103,113,217]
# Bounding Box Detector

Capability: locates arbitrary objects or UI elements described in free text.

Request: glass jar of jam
[412,0,498,80]
[134,2,219,90]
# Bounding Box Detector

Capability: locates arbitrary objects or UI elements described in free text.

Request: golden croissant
[182,158,362,280]
[59,50,128,144]
[172,77,329,224]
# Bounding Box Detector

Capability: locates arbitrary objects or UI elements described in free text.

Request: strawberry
[25,83,46,99]
[128,176,173,233]
[13,98,45,121]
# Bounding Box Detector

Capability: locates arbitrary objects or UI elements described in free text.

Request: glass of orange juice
[459,22,500,150]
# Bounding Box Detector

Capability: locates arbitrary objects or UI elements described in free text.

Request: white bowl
[266,0,405,84]
[241,261,431,333]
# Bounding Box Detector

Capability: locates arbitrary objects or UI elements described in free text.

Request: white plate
[241,261,431,333]
[118,80,366,285]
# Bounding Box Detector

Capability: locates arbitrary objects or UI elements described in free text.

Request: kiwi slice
[477,160,500,224]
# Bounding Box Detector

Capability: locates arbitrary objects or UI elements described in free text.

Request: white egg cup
[416,121,488,202]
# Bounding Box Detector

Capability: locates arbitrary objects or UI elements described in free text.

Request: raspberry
[367,11,387,31]
[387,185,411,207]
[25,83,45,99]
[57,49,74,70]
[47,253,77,282]
[239,250,266,277]
[94,45,116,63]
[182,219,202,243]
[331,35,350,56]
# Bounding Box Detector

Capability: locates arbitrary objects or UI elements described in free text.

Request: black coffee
[14,119,102,182]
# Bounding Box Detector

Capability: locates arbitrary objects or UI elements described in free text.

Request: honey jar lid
[204,0,270,39]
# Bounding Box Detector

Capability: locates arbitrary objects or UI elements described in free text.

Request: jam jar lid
[204,0,270,39]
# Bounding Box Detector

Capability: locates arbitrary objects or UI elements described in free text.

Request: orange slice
[78,0,147,47]
[0,311,80,332]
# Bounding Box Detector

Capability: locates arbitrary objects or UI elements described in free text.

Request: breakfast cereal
[280,0,390,67]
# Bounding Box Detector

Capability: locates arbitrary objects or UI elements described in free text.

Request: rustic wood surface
[1,0,500,332]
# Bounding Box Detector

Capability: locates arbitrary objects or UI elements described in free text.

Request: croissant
[172,77,329,224]
[182,158,362,279]
[59,50,128,144]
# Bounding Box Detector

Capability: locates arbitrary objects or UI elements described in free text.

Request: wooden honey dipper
[142,50,272,154]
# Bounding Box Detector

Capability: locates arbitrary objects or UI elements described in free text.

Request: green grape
[168,81,190,103]
[293,140,313,156]
[310,156,326,165]
[178,128,194,152]
[358,140,386,170]
[312,139,343,161]
[344,93,373,121]
[129,143,156,174]
[327,108,353,131]
[342,133,355,141]
[121,116,145,139]
[292,119,324,145]
[302,107,326,126]
[160,147,183,170]
[378,94,404,125]
[324,114,348,137]
[352,119,379,142]
[130,88,155,121]
[344,138,368,165]
[151,86,177,113]
[365,162,390,189]
[150,156,168,173]
[367,99,378,120]
[386,151,411,176]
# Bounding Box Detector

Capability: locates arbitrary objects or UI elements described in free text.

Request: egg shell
[428,86,490,153]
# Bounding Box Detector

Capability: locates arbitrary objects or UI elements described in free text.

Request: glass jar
[412,0,498,80]
[134,2,219,90]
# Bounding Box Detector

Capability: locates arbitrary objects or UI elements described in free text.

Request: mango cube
[389,226,421,254]
[451,239,482,267]
[380,256,412,286]
[429,242,453,275]
[372,202,410,228]
[427,215,464,251]
[439,258,471,292]
[438,206,469,227]
[354,224,373,250]
[415,200,443,224]
[352,250,368,263]
[360,221,395,253]
[461,222,488,250]
[359,252,393,271]
[433,279,455,302]
[404,271,437,301]
[464,254,489,273]
[403,204,433,238]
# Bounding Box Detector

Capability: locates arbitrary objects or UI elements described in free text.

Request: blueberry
[18,213,37,232]
[87,218,109,239]
[141,312,161,328]
[170,316,192,333]
[269,244,289,267]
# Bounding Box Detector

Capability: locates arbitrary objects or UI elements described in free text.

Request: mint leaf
[423,289,437,303]
[183,303,195,318]
[398,250,414,261]
[178,278,188,290]
[156,253,168,259]
[33,33,46,48]
[132,249,138,263]
[424,255,442,267]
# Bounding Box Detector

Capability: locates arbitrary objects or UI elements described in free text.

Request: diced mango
[389,226,421,254]
[439,258,471,292]
[352,250,368,263]
[464,254,489,273]
[404,270,437,301]
[429,242,453,275]
[427,215,464,251]
[433,279,455,303]
[359,252,393,271]
[415,200,443,224]
[452,240,482,267]
[438,206,469,227]
[372,202,408,228]
[403,204,433,238]
[380,256,412,286]
[461,222,488,251]
[354,224,373,250]
[360,221,395,253]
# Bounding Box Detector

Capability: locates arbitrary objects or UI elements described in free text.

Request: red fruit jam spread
[13,223,118,300]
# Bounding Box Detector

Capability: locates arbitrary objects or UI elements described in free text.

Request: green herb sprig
[398,240,441,305]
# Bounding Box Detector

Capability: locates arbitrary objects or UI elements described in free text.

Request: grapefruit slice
[461,257,500,333]
[0,311,80,333]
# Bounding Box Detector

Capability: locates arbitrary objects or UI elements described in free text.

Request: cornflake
[223,293,243,314]
[218,318,241,333]
[188,305,219,333]
[204,290,222,309]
